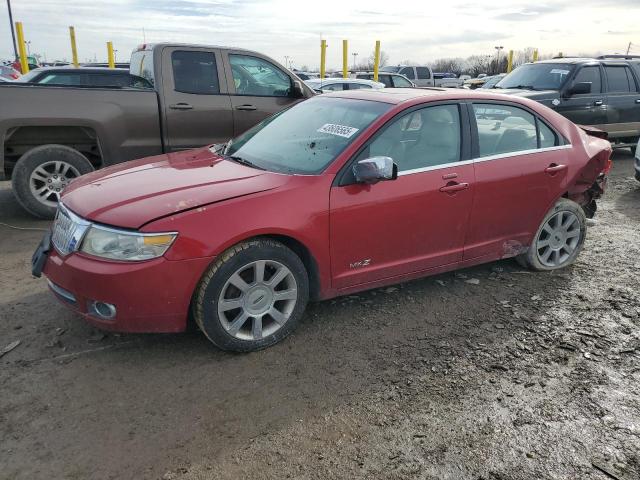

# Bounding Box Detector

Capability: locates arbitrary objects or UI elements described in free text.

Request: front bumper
[42,247,213,333]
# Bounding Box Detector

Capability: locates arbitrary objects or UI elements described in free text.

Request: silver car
[305,78,384,93]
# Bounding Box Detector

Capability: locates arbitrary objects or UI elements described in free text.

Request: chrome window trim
[397,144,572,177]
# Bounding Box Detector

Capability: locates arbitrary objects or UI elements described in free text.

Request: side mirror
[567,81,591,96]
[291,80,305,98]
[353,156,398,185]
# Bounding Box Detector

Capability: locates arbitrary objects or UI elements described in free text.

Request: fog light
[89,301,117,319]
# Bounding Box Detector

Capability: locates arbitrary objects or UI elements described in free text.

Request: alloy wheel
[536,210,581,267]
[29,161,81,207]
[217,260,298,341]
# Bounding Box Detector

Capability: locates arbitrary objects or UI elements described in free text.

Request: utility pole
[627,42,632,55]
[352,52,358,70]
[6,0,18,60]
[494,45,504,74]
[284,55,290,69]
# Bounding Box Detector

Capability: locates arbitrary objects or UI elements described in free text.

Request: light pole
[352,52,358,70]
[114,49,118,62]
[494,45,504,73]
[284,55,290,69]
[6,0,18,60]
[26,40,31,56]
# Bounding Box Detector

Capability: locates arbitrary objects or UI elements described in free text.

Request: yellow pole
[320,39,327,79]
[532,49,538,62]
[107,42,115,68]
[373,40,381,82]
[15,22,29,74]
[342,40,348,79]
[69,26,79,67]
[507,50,514,73]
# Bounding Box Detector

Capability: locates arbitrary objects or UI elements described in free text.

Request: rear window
[172,51,219,95]
[130,50,155,87]
[605,65,637,93]
[416,67,431,79]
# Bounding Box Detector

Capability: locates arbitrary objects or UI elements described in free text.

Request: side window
[538,121,558,148]
[605,66,633,93]
[379,75,394,88]
[229,54,291,97]
[359,104,461,172]
[400,67,416,79]
[85,73,130,87]
[473,104,538,156]
[571,66,601,94]
[392,75,413,88]
[416,67,431,79]
[38,73,82,85]
[172,50,219,94]
[348,83,371,90]
[322,83,344,91]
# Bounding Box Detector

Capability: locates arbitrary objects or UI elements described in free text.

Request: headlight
[80,225,177,261]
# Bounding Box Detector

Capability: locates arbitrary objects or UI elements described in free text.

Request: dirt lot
[1,151,639,480]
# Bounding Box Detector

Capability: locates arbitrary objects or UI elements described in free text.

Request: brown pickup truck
[0,43,314,218]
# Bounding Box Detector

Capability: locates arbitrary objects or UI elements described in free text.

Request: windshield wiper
[225,155,266,171]
[505,85,537,90]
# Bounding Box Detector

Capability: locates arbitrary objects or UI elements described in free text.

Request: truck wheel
[517,199,586,271]
[194,239,309,352]
[11,145,94,219]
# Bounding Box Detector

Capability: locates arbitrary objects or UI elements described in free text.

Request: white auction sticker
[317,123,359,138]
[550,69,570,75]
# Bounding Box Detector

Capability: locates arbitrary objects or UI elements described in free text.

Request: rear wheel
[517,199,587,271]
[11,145,94,219]
[194,239,309,352]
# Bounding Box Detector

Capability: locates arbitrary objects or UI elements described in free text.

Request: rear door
[602,63,640,138]
[223,51,303,136]
[330,103,474,289]
[556,65,607,128]
[465,102,570,261]
[160,46,233,151]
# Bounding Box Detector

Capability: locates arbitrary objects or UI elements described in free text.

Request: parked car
[32,88,611,352]
[355,72,414,88]
[480,73,506,89]
[0,43,314,218]
[306,78,384,93]
[82,62,131,69]
[15,66,152,88]
[380,65,463,88]
[0,65,20,81]
[464,74,489,89]
[495,55,640,151]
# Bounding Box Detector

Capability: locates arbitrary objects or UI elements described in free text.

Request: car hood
[62,146,288,229]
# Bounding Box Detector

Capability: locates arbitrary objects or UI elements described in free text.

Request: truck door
[555,65,607,129]
[160,47,234,151]
[602,64,640,139]
[222,51,305,136]
[416,67,434,87]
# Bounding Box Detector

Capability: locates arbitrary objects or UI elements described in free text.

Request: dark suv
[495,55,640,153]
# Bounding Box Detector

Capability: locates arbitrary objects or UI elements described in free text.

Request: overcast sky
[1,0,638,68]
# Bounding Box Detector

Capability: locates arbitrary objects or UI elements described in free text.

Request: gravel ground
[1,151,639,480]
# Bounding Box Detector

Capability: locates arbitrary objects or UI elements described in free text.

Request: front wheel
[517,199,587,271]
[193,239,309,352]
[11,144,94,219]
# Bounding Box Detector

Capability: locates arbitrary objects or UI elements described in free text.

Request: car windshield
[222,97,390,174]
[496,63,575,90]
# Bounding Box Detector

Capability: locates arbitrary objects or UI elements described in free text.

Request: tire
[631,145,637,157]
[194,239,309,352]
[517,198,587,272]
[11,144,94,219]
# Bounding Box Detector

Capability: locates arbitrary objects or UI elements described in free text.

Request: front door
[160,47,234,151]
[556,65,607,128]
[465,102,569,260]
[223,52,303,136]
[330,104,474,290]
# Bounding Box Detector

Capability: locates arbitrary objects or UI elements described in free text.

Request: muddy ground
[1,152,639,480]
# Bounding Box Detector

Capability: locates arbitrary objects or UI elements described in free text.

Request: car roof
[321,87,544,105]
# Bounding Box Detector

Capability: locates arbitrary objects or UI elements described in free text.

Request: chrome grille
[51,204,91,256]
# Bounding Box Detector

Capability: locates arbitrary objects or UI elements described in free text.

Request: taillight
[603,157,613,175]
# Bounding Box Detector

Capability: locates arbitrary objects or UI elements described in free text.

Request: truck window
[130,50,155,87]
[229,55,291,97]
[416,67,431,80]
[604,65,637,93]
[38,73,82,85]
[571,66,601,93]
[171,51,220,95]
[400,67,415,79]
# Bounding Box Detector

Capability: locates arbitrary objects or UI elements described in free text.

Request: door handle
[544,164,567,174]
[235,104,257,111]
[439,182,469,193]
[594,100,603,106]
[169,103,193,110]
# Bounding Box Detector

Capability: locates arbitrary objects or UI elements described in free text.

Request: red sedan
[32,89,611,352]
